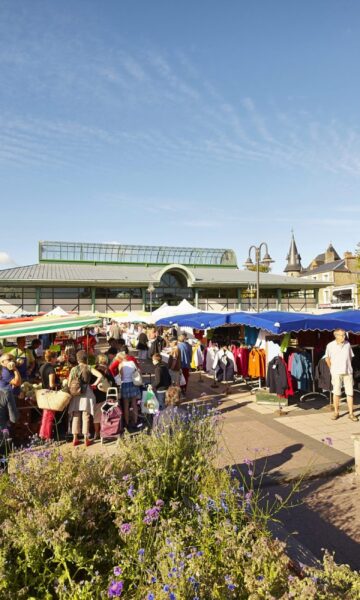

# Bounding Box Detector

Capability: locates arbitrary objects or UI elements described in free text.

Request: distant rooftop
[39,241,238,267]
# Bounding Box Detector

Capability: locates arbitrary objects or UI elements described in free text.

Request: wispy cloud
[0,252,16,266]
[1,18,360,179]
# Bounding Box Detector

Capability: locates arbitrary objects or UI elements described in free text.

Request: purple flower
[147,594,155,600]
[163,585,170,592]
[120,523,132,535]
[169,594,176,600]
[138,548,145,556]
[113,566,122,576]
[108,580,124,597]
[151,576,157,583]
[248,469,253,476]
[168,552,175,559]
[227,584,235,591]
[243,458,253,466]
[196,551,203,557]
[143,506,161,524]
[127,485,135,498]
[245,490,253,505]
[155,499,164,507]
[58,454,64,463]
[257,575,264,581]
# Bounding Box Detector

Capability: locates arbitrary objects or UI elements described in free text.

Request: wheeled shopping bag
[100,387,123,444]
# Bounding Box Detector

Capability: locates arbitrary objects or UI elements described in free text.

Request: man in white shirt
[325,329,358,421]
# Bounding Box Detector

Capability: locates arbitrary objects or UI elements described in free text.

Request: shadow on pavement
[265,475,360,571]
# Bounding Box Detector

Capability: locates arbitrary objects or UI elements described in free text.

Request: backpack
[69,366,84,396]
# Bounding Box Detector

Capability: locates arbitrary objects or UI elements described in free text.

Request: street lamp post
[147,283,155,314]
[244,243,274,312]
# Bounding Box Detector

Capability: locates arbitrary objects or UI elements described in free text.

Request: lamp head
[244,257,254,269]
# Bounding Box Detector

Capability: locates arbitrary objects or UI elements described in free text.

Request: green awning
[0,316,101,340]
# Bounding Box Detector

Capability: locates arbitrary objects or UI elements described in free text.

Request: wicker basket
[35,389,71,412]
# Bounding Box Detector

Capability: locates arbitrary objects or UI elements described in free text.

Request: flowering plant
[0,408,359,598]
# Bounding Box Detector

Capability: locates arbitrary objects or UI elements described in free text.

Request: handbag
[35,389,71,412]
[132,368,143,387]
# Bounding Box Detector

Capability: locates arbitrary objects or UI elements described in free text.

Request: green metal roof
[39,241,238,267]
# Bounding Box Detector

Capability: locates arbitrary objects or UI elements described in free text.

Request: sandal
[331,413,339,420]
[348,414,359,422]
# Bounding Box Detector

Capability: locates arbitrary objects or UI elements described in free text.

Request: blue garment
[0,368,13,391]
[178,342,191,368]
[291,352,312,391]
[244,326,259,347]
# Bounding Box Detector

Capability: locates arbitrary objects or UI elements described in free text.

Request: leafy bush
[0,410,359,599]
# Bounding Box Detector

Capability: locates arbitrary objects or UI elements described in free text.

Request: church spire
[284,231,302,277]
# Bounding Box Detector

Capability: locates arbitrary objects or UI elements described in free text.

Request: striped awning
[0,316,101,340]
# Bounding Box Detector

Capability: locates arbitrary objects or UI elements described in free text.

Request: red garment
[78,335,97,352]
[282,357,294,398]
[238,347,250,377]
[109,355,139,377]
[39,409,56,440]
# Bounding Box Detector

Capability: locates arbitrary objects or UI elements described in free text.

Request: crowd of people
[0,324,192,448]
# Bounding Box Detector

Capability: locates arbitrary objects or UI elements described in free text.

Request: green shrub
[0,411,359,599]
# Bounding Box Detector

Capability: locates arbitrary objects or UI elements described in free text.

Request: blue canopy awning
[155,312,229,329]
[156,309,360,334]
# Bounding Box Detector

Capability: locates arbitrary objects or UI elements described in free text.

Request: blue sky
[1,0,360,273]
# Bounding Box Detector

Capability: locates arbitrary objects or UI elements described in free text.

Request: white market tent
[44,306,69,317]
[151,300,201,322]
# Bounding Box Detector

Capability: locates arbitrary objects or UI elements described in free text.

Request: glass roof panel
[39,241,237,267]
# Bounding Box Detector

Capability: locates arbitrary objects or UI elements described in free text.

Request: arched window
[147,270,194,308]
[159,271,188,288]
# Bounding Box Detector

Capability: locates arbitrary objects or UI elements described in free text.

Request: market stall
[155,309,360,401]
[0,316,102,444]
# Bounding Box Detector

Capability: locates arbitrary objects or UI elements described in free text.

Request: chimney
[343,251,357,271]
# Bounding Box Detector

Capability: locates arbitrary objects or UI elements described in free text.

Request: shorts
[331,374,353,397]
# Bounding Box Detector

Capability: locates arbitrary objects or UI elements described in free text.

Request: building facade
[284,238,360,309]
[0,241,325,314]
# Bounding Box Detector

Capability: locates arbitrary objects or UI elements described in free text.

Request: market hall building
[0,241,325,315]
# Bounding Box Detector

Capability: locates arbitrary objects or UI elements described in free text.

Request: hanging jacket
[248,348,266,378]
[267,357,289,396]
[291,352,312,392]
[213,349,236,382]
[315,358,331,391]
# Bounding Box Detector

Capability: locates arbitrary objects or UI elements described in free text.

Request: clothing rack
[299,347,329,403]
